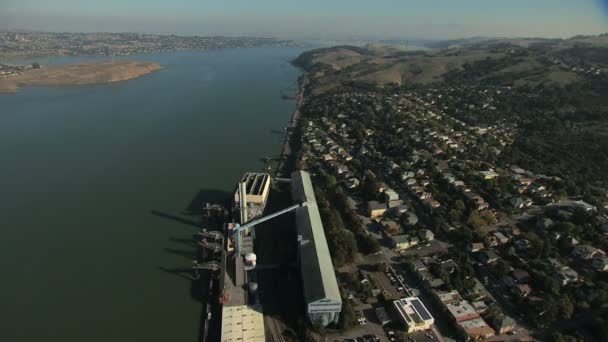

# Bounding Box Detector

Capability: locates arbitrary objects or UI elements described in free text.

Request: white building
[392,297,435,332]
[292,171,342,327]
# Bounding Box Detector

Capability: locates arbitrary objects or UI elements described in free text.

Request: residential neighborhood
[291,82,608,341]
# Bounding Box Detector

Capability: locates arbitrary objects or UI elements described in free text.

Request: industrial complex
[195,170,342,342]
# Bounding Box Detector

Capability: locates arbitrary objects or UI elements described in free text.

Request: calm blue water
[0,47,306,342]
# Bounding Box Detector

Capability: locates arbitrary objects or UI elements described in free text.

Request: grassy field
[0,60,161,93]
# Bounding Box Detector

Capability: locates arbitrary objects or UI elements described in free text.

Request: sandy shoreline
[0,61,161,93]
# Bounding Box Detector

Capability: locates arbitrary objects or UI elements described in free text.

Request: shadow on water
[163,247,198,260]
[150,209,202,228]
[169,236,199,247]
[185,189,232,214]
[158,266,197,282]
[154,188,232,342]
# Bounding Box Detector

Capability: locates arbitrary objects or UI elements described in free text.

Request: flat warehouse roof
[221,305,265,342]
[291,170,342,305]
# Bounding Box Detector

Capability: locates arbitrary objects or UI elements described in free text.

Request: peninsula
[0,61,161,93]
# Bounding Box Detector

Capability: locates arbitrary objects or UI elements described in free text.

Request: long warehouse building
[291,170,342,327]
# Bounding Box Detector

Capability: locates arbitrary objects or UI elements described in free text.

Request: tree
[495,260,511,277]
[357,232,381,254]
[338,301,357,330]
[449,208,463,223]
[324,174,337,189]
[31,62,40,69]
[361,176,379,201]
[558,296,574,320]
[467,211,485,229]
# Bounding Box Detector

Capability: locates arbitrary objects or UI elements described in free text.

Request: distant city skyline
[1,0,607,40]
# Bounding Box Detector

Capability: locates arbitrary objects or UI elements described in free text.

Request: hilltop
[293,33,608,94]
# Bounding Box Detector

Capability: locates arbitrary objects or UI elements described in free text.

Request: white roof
[221,305,265,342]
[291,171,342,305]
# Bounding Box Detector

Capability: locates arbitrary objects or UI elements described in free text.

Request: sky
[1,0,607,40]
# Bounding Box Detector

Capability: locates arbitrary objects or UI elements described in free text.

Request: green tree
[357,232,381,254]
[338,301,357,330]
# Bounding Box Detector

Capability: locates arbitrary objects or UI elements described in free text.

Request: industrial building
[221,305,265,342]
[291,170,342,327]
[234,172,271,222]
[392,297,435,332]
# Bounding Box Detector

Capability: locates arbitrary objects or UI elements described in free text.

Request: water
[0,47,306,342]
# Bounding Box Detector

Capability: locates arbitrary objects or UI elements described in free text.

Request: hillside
[294,34,608,95]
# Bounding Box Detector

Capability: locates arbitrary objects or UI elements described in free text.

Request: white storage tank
[244,252,257,270]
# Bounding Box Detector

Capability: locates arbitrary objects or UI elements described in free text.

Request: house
[341,170,356,179]
[368,201,387,219]
[492,231,509,245]
[419,229,435,241]
[391,234,419,250]
[513,284,532,298]
[375,307,392,326]
[555,267,580,286]
[390,204,409,216]
[335,164,349,174]
[468,242,485,253]
[484,235,498,248]
[344,178,360,189]
[446,300,480,322]
[511,269,530,284]
[424,277,445,289]
[463,191,489,210]
[513,239,532,251]
[491,315,516,334]
[572,245,605,260]
[591,256,608,272]
[383,220,401,235]
[425,199,442,208]
[479,250,499,264]
[433,290,462,305]
[439,260,459,274]
[410,259,427,272]
[471,301,488,314]
[479,170,499,180]
[510,197,525,209]
[384,189,400,202]
[403,212,419,226]
[567,236,580,246]
[457,318,495,340]
[388,199,404,208]
[402,171,415,180]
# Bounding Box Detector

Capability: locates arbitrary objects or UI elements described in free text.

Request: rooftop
[291,170,342,305]
[446,300,480,321]
[393,297,434,326]
[221,305,265,342]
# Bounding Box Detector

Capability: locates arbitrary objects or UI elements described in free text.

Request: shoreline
[276,69,309,177]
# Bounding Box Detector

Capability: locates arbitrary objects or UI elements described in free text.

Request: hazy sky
[1,0,607,40]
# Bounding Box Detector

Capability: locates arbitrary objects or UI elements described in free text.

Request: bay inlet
[0,46,307,342]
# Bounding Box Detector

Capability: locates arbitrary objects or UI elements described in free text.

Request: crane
[199,239,222,253]
[197,230,223,241]
[232,201,307,255]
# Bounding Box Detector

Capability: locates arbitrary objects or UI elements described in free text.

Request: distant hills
[293,33,608,94]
